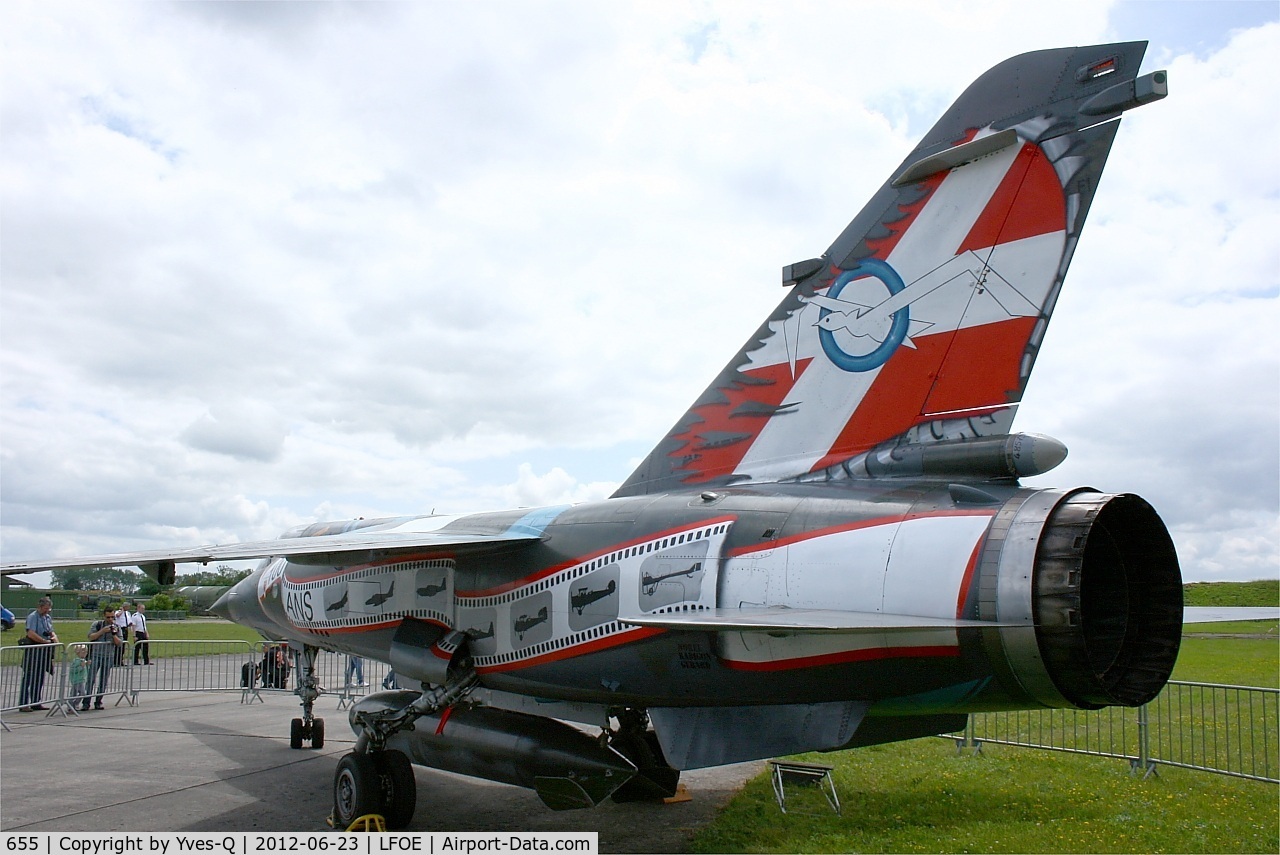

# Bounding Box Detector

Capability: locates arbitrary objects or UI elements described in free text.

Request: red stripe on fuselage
[726,508,995,558]
[475,626,665,673]
[721,644,960,672]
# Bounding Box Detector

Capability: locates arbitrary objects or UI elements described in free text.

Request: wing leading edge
[0,527,542,578]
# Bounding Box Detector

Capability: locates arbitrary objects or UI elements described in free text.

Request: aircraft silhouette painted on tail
[326,590,349,613]
[8,43,1235,830]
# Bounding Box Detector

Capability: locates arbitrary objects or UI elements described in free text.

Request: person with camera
[18,596,58,711]
[84,605,123,711]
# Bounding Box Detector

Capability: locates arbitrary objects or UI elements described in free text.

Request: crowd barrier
[952,680,1278,783]
[0,639,394,728]
[4,642,1276,785]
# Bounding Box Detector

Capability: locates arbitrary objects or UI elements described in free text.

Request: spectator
[345,655,366,688]
[85,605,123,710]
[68,644,89,709]
[261,645,291,689]
[19,597,58,711]
[1,604,14,631]
[131,603,151,665]
[113,603,131,665]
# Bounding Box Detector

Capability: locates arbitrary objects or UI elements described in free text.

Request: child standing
[69,644,89,709]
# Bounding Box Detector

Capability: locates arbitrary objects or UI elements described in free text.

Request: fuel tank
[349,692,636,810]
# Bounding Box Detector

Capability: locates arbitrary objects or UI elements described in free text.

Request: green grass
[1183,619,1278,636]
[692,635,1279,853]
[54,618,263,648]
[1172,637,1279,687]
[1183,580,1279,607]
[690,742,1278,854]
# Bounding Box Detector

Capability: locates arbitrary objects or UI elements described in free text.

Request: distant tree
[146,592,191,613]
[52,567,145,594]
[176,565,253,587]
[136,575,164,597]
[52,569,85,591]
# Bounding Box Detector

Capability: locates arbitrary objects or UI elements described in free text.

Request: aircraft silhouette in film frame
[10,41,1267,830]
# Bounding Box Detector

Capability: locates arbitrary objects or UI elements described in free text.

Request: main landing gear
[332,653,479,829]
[288,645,325,750]
[333,750,416,830]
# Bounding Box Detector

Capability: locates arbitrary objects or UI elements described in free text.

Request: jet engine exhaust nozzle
[992,489,1183,710]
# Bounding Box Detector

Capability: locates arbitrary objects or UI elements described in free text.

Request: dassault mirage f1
[4,43,1186,828]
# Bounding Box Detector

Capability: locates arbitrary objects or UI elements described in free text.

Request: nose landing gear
[288,644,325,749]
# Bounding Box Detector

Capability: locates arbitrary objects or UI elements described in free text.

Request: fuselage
[214,480,1182,716]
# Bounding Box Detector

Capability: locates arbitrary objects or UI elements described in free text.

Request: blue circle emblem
[818,258,909,372]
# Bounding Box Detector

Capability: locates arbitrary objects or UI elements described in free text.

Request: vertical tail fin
[616,42,1166,497]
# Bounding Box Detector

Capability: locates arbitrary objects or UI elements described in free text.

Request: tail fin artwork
[616,42,1167,497]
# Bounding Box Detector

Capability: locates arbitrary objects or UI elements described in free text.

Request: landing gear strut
[289,644,325,749]
[333,648,478,829]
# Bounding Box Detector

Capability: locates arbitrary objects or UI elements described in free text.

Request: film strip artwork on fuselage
[277,558,455,632]
[458,518,734,671]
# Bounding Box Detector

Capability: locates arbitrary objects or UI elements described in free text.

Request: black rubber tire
[289,718,304,750]
[310,718,325,750]
[332,753,380,830]
[375,750,417,830]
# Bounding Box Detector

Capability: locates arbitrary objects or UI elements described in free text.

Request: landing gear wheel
[291,717,324,749]
[375,750,417,830]
[333,753,381,829]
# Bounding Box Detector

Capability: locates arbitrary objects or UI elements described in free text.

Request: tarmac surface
[0,690,762,852]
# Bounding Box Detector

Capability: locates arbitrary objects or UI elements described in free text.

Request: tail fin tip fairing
[616,42,1165,497]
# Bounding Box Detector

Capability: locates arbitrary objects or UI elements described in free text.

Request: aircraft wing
[0,529,542,577]
[1183,607,1279,623]
[620,607,1020,633]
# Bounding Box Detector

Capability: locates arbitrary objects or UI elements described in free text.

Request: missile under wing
[3,43,1183,829]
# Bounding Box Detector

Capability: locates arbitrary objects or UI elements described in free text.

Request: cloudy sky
[2,0,1276,585]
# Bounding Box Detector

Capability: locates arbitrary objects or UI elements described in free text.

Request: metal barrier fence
[1,640,395,728]
[953,680,1279,783]
[5,642,1276,785]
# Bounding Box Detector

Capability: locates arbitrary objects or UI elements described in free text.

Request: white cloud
[2,1,1276,583]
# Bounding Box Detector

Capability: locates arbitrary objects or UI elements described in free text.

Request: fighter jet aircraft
[4,42,1202,829]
